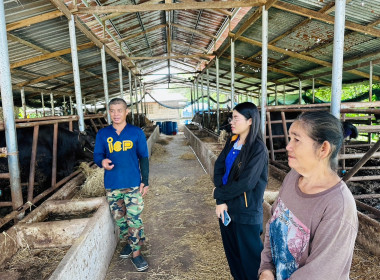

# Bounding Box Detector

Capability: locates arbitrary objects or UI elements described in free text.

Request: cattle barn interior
[0,0,380,279]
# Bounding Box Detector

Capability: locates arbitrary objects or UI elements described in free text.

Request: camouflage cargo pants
[106,187,145,252]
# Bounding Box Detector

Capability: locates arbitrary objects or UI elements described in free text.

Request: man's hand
[259,270,275,280]
[102,159,114,170]
[139,183,149,197]
[215,203,228,222]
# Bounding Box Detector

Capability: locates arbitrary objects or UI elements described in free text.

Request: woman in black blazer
[214,102,268,280]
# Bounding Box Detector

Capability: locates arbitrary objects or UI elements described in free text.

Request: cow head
[75,130,96,162]
[78,130,96,150]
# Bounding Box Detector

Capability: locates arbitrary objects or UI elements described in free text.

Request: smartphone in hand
[221,210,231,226]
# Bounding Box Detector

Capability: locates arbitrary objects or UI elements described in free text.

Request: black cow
[58,121,97,150]
[0,125,93,199]
[342,121,358,139]
[219,112,232,133]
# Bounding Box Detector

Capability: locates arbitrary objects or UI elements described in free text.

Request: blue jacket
[94,124,149,190]
[213,135,268,225]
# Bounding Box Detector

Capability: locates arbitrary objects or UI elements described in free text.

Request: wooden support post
[280,111,289,146]
[266,112,275,161]
[27,125,39,202]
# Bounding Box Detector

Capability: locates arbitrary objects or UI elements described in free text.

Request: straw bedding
[179,152,196,160]
[0,247,69,280]
[150,143,167,162]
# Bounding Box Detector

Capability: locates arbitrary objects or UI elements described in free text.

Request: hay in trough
[1,247,68,280]
[201,136,216,143]
[150,143,167,162]
[179,152,196,160]
[156,138,170,145]
[77,163,105,197]
[218,130,228,144]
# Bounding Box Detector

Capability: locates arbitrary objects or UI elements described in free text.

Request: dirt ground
[105,133,232,280]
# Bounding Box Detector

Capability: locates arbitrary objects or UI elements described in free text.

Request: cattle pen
[1,0,380,279]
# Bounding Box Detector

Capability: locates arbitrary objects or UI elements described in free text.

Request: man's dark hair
[109,98,128,109]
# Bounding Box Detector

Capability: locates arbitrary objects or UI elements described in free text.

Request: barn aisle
[105,132,232,280]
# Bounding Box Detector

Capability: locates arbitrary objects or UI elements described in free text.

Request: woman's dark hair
[297,111,343,171]
[230,102,266,180]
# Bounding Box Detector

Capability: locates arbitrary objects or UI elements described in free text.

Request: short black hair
[109,98,127,109]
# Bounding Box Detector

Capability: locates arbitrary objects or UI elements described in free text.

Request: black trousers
[219,220,263,280]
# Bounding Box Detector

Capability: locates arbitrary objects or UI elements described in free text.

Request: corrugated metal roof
[2,0,380,107]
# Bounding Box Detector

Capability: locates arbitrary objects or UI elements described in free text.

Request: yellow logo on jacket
[107,137,133,153]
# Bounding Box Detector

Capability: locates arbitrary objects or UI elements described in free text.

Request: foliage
[305,82,380,102]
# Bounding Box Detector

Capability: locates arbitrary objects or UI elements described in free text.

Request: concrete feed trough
[0,195,118,280]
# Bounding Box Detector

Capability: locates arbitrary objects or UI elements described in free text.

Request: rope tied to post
[0,147,19,158]
[26,201,36,212]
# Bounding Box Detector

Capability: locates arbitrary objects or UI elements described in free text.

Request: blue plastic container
[166,121,173,135]
[172,122,178,135]
[162,122,167,134]
[156,121,162,133]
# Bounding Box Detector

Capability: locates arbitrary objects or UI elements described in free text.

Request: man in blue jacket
[94,98,149,272]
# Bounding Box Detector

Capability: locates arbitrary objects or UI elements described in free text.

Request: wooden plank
[167,24,172,55]
[273,1,380,38]
[10,42,94,69]
[74,0,266,14]
[17,70,74,87]
[85,0,163,26]
[356,125,380,133]
[356,200,380,218]
[128,53,214,60]
[354,194,380,200]
[339,152,380,160]
[266,112,275,161]
[6,10,64,31]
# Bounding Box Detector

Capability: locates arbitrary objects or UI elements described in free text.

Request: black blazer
[213,136,268,224]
